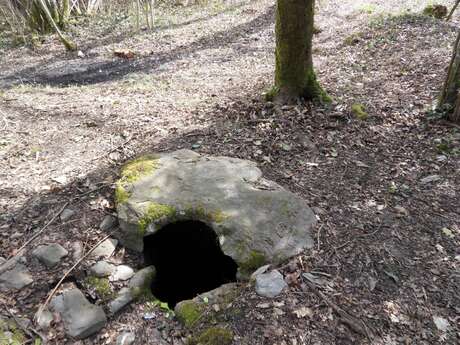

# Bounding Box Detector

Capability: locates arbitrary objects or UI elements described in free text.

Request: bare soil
[0,0,459,344]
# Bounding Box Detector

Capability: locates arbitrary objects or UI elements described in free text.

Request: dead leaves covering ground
[0,0,459,344]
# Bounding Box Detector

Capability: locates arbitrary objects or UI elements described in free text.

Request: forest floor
[0,0,459,344]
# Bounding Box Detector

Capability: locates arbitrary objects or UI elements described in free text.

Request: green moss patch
[239,250,266,276]
[115,155,159,205]
[138,202,177,234]
[175,300,204,328]
[351,103,368,120]
[120,156,159,183]
[85,276,113,300]
[188,327,233,345]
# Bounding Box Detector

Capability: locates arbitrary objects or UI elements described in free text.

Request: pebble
[100,215,118,231]
[60,208,75,221]
[110,265,134,281]
[117,332,136,345]
[0,264,33,292]
[90,261,116,277]
[255,270,287,298]
[32,243,68,268]
[50,288,107,339]
[108,288,134,315]
[91,238,118,259]
[35,309,53,330]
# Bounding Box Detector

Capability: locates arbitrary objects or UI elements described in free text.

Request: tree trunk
[438,30,460,123]
[273,0,329,103]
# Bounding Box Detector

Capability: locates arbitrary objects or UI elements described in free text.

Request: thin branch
[36,232,114,320]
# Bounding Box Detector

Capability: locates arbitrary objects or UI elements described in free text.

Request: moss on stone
[115,184,130,204]
[85,276,113,300]
[131,270,156,300]
[120,156,159,183]
[175,300,204,328]
[183,205,228,223]
[115,155,159,205]
[239,250,266,275]
[188,327,233,345]
[0,320,26,345]
[351,103,368,120]
[138,202,177,234]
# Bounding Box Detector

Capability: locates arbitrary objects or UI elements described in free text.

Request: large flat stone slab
[116,150,316,275]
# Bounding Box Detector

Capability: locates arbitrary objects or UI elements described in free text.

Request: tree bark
[273,0,329,103]
[438,29,460,123]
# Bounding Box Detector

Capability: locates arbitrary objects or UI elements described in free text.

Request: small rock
[117,332,136,345]
[0,257,5,265]
[100,215,118,231]
[255,270,287,298]
[111,265,134,281]
[32,243,68,268]
[108,288,134,314]
[60,208,75,221]
[91,238,118,259]
[71,241,84,261]
[0,264,33,292]
[35,309,53,330]
[128,266,156,291]
[420,175,441,184]
[433,316,450,332]
[50,288,107,339]
[90,261,116,277]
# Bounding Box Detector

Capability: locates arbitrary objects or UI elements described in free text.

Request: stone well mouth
[143,220,238,308]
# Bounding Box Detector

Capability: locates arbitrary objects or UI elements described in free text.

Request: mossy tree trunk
[438,30,460,123]
[273,0,328,104]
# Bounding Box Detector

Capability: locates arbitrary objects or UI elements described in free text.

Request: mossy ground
[85,276,113,300]
[351,103,368,120]
[187,327,233,345]
[175,300,204,328]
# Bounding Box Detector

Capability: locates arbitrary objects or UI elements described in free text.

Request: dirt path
[0,0,459,344]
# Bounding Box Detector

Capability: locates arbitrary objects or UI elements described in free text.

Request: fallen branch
[1,301,48,344]
[303,279,374,340]
[36,232,114,320]
[447,0,460,21]
[4,202,69,263]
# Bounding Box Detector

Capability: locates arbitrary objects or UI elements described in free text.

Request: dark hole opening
[143,220,238,308]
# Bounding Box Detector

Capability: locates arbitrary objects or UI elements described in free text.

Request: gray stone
[420,175,441,184]
[90,261,116,277]
[193,283,237,305]
[100,215,118,231]
[50,288,107,339]
[128,266,156,291]
[35,308,53,330]
[0,264,33,292]
[71,241,84,261]
[110,265,134,281]
[0,257,5,265]
[117,332,136,345]
[60,208,75,221]
[32,243,68,268]
[108,288,134,315]
[116,150,316,274]
[90,238,118,259]
[255,270,287,298]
